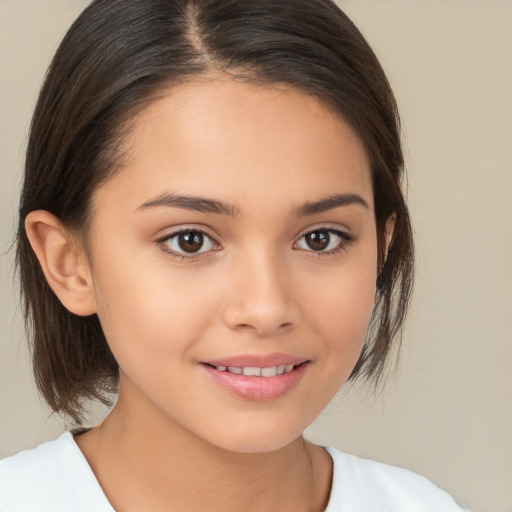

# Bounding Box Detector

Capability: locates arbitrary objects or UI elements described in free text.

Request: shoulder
[0,432,114,512]
[324,447,467,512]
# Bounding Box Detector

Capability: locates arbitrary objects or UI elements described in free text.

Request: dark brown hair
[16,0,413,423]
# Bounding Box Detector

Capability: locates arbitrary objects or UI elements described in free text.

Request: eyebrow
[137,193,240,216]
[296,193,370,216]
[137,192,369,217]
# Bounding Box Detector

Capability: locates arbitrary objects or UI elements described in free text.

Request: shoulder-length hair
[17,0,413,423]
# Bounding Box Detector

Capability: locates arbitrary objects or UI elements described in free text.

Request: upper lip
[202,352,309,368]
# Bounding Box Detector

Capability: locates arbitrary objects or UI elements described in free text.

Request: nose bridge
[222,243,300,335]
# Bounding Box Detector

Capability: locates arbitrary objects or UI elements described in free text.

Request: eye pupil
[178,231,204,253]
[306,230,330,251]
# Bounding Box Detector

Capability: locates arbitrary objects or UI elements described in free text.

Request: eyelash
[156,227,356,261]
[156,228,219,261]
[294,228,356,256]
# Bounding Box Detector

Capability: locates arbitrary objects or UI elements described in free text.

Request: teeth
[215,364,298,377]
[261,366,277,377]
[243,367,261,377]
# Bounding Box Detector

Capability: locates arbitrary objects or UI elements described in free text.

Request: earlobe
[24,210,97,316]
[378,213,396,275]
[384,213,396,258]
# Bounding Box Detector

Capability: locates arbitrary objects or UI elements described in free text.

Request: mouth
[200,356,310,401]
[202,362,307,378]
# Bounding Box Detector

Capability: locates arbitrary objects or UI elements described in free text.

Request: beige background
[1,1,511,511]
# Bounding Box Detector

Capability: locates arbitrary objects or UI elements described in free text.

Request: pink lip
[203,352,308,368]
[200,354,310,401]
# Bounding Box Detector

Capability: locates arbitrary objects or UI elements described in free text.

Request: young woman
[0,0,466,510]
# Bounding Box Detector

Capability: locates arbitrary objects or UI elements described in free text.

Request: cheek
[90,254,218,369]
[306,252,378,358]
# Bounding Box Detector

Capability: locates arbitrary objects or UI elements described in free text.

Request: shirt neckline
[66,431,338,512]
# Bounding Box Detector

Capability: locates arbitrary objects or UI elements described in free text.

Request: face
[86,78,377,452]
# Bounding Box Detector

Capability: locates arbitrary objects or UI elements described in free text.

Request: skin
[26,77,379,511]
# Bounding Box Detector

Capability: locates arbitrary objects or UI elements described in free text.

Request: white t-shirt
[0,432,466,511]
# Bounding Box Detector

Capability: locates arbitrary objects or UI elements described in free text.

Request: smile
[211,364,297,377]
[201,359,310,401]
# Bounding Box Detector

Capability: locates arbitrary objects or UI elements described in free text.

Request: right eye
[158,229,220,259]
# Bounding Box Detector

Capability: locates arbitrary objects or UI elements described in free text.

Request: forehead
[94,78,373,214]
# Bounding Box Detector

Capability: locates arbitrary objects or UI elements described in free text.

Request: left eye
[295,229,351,252]
[161,230,218,255]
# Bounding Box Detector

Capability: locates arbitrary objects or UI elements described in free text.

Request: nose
[221,250,302,336]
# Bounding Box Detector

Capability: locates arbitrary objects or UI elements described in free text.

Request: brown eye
[304,230,330,251]
[160,229,218,257]
[295,228,354,254]
[178,231,204,253]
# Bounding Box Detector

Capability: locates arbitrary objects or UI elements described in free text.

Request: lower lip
[201,363,309,401]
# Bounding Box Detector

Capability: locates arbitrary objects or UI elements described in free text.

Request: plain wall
[1,2,511,511]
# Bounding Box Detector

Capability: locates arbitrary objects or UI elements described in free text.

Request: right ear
[24,210,97,316]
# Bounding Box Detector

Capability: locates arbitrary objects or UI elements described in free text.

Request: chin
[219,434,301,454]
[202,417,309,454]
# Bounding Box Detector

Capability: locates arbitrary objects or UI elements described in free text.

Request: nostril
[221,293,302,335]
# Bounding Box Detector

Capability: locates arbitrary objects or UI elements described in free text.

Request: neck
[76,383,332,512]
